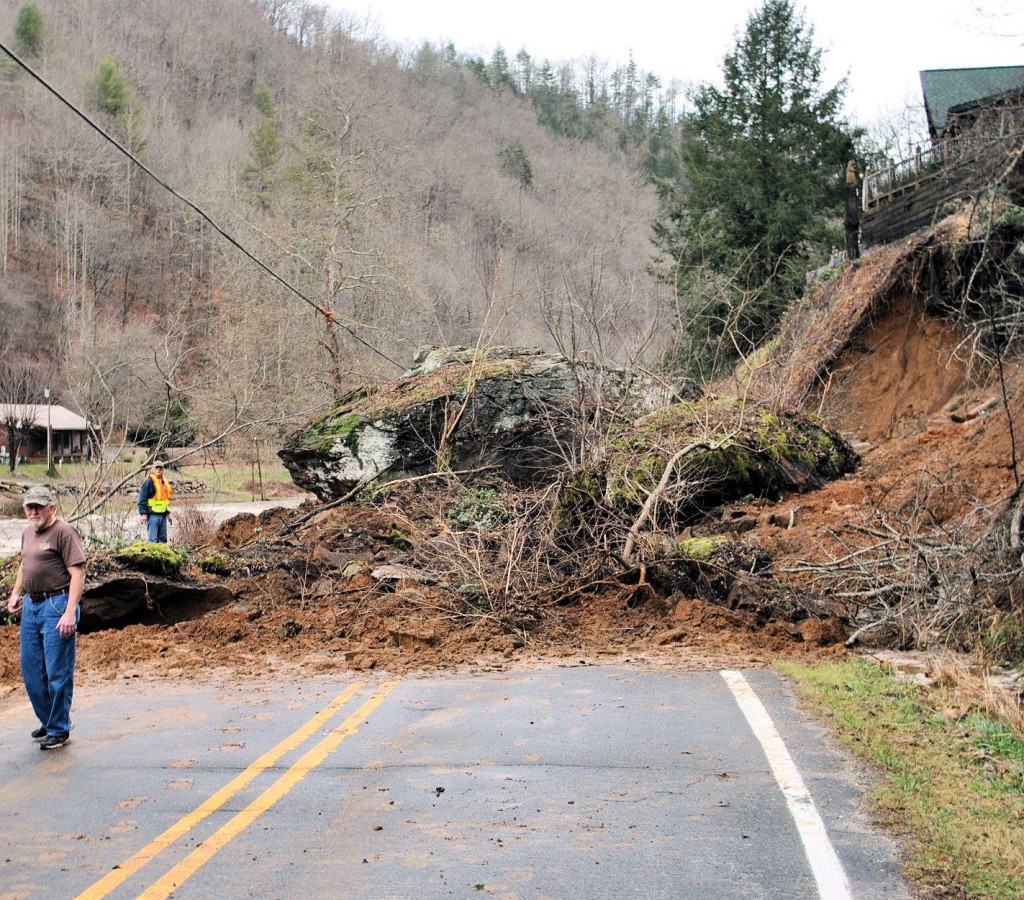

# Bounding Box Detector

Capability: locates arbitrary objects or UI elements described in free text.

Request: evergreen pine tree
[653,0,859,376]
[14,4,46,60]
[240,83,282,210]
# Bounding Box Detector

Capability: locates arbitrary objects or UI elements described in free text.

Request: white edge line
[722,669,853,900]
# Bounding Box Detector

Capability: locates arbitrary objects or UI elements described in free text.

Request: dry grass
[930,655,1024,740]
[170,503,217,551]
[735,212,973,409]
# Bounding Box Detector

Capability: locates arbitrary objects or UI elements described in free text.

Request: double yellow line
[77,678,399,900]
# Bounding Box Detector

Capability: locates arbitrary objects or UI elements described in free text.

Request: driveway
[0,498,306,558]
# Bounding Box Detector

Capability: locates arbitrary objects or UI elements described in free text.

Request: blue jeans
[20,593,78,736]
[147,512,168,543]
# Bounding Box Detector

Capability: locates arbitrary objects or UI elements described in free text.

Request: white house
[0,403,92,463]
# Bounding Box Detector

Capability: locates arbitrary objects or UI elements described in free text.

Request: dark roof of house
[920,65,1024,138]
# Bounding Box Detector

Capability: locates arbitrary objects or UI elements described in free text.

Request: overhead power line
[0,39,403,371]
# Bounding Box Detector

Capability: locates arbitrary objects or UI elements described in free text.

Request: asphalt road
[0,666,911,899]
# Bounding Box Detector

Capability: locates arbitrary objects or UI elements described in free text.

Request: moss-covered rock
[388,528,414,551]
[603,396,857,526]
[445,486,511,530]
[280,347,854,520]
[676,534,734,561]
[114,542,184,576]
[198,551,232,576]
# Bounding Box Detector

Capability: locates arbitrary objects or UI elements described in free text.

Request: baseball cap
[24,485,54,506]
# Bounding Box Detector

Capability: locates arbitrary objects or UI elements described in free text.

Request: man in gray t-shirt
[5,485,86,750]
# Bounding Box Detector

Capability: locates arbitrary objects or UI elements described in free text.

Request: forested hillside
[0,0,667,452]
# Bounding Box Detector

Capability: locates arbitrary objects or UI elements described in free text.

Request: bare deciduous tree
[0,354,45,474]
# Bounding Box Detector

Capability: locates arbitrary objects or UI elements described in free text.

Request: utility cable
[0,39,403,371]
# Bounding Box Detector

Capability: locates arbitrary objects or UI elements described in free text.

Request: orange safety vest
[147,474,173,513]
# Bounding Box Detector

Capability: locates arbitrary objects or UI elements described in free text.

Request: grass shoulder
[778,656,1024,899]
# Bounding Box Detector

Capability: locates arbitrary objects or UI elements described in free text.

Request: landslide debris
[4,208,1023,682]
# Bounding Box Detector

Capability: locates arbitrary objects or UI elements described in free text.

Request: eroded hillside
[743,210,1024,654]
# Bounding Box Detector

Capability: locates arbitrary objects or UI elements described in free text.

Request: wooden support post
[845,159,861,261]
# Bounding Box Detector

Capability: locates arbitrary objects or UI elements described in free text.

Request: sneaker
[40,732,70,751]
[31,726,47,741]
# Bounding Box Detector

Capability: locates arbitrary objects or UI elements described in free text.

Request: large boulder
[610,396,858,503]
[558,395,859,530]
[280,346,687,501]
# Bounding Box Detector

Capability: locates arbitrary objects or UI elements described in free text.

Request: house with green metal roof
[861,65,1024,248]
[920,65,1024,140]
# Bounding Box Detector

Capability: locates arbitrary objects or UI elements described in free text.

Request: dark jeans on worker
[147,512,168,543]
[20,592,78,736]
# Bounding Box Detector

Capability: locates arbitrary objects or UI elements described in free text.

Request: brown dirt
[51,502,849,683]
[2,228,1019,682]
[775,297,1015,533]
[0,492,854,683]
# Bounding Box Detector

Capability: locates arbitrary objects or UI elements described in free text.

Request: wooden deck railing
[863,130,1023,211]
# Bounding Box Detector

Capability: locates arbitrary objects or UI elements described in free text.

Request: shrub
[172,504,216,550]
[0,496,23,518]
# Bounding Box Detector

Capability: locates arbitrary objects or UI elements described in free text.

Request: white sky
[332,0,1023,123]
